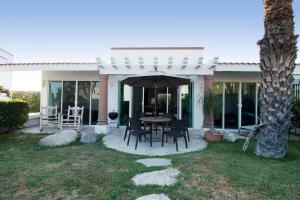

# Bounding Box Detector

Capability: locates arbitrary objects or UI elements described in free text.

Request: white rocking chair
[40,105,60,131]
[60,106,84,132]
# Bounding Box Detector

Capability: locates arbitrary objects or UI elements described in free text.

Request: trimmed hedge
[12,91,40,112]
[0,100,29,132]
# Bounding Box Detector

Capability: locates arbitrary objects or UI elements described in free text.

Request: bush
[0,100,29,132]
[12,91,40,112]
[291,98,300,130]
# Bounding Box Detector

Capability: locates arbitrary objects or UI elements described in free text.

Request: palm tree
[256,0,298,158]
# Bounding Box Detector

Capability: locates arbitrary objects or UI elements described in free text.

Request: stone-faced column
[95,74,110,134]
[203,75,214,128]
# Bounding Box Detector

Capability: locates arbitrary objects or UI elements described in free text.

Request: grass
[0,133,300,200]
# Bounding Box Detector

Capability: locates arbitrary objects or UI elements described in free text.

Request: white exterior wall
[107,75,127,116]
[0,72,13,90]
[0,49,14,90]
[41,71,99,108]
[190,75,204,129]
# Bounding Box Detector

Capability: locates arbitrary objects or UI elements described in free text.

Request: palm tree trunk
[256,0,298,158]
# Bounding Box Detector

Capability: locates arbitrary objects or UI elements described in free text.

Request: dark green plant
[202,89,222,130]
[12,91,40,112]
[0,100,29,132]
[291,97,300,131]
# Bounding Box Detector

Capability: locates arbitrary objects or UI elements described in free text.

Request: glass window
[257,83,262,123]
[91,81,99,125]
[156,88,167,115]
[62,81,76,114]
[213,82,223,128]
[168,87,178,117]
[119,83,131,125]
[241,83,256,126]
[181,85,190,125]
[225,82,239,129]
[48,81,62,112]
[144,88,155,116]
[77,81,91,125]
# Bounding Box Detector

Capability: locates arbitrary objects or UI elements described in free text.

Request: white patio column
[95,74,110,134]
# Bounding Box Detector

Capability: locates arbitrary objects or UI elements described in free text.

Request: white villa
[0,47,299,134]
[0,48,14,90]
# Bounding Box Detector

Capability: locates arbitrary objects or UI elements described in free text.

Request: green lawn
[0,133,299,200]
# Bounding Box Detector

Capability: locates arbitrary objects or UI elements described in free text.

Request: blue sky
[0,0,299,91]
[1,0,299,63]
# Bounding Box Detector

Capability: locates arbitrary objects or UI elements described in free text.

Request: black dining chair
[161,120,188,152]
[162,113,177,133]
[127,118,152,150]
[123,117,132,141]
[183,119,190,141]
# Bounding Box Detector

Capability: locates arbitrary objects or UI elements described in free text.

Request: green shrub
[0,100,29,132]
[291,98,300,129]
[12,91,40,112]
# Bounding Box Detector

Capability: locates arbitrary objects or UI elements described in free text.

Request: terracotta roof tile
[0,62,96,66]
[218,62,300,66]
[217,62,259,65]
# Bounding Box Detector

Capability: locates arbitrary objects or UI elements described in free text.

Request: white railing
[293,83,300,99]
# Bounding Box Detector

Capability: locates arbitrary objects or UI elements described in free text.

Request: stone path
[136,158,171,167]
[136,193,171,200]
[80,132,99,144]
[134,158,178,199]
[39,130,78,147]
[132,167,180,186]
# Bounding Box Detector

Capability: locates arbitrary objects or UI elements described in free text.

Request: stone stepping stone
[136,193,171,200]
[136,158,171,167]
[80,132,99,144]
[132,168,180,186]
[39,130,78,147]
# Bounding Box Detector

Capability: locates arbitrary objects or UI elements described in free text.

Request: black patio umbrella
[122,71,190,115]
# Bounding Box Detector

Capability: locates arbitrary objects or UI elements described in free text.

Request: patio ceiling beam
[96,57,105,69]
[124,57,131,69]
[153,57,158,71]
[168,57,173,69]
[110,57,118,69]
[195,57,203,69]
[139,57,144,69]
[181,58,188,69]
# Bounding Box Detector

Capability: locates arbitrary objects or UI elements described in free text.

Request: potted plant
[202,88,223,141]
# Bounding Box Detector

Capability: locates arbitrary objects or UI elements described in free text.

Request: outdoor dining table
[140,116,172,142]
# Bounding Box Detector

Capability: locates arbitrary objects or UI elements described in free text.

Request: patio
[103,127,207,156]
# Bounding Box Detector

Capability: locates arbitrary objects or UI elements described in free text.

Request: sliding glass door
[77,81,91,125]
[224,83,239,129]
[48,81,62,112]
[118,83,193,127]
[168,87,178,117]
[91,82,99,125]
[156,88,167,115]
[213,81,261,129]
[213,82,223,128]
[241,83,256,126]
[62,81,76,114]
[48,80,99,126]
